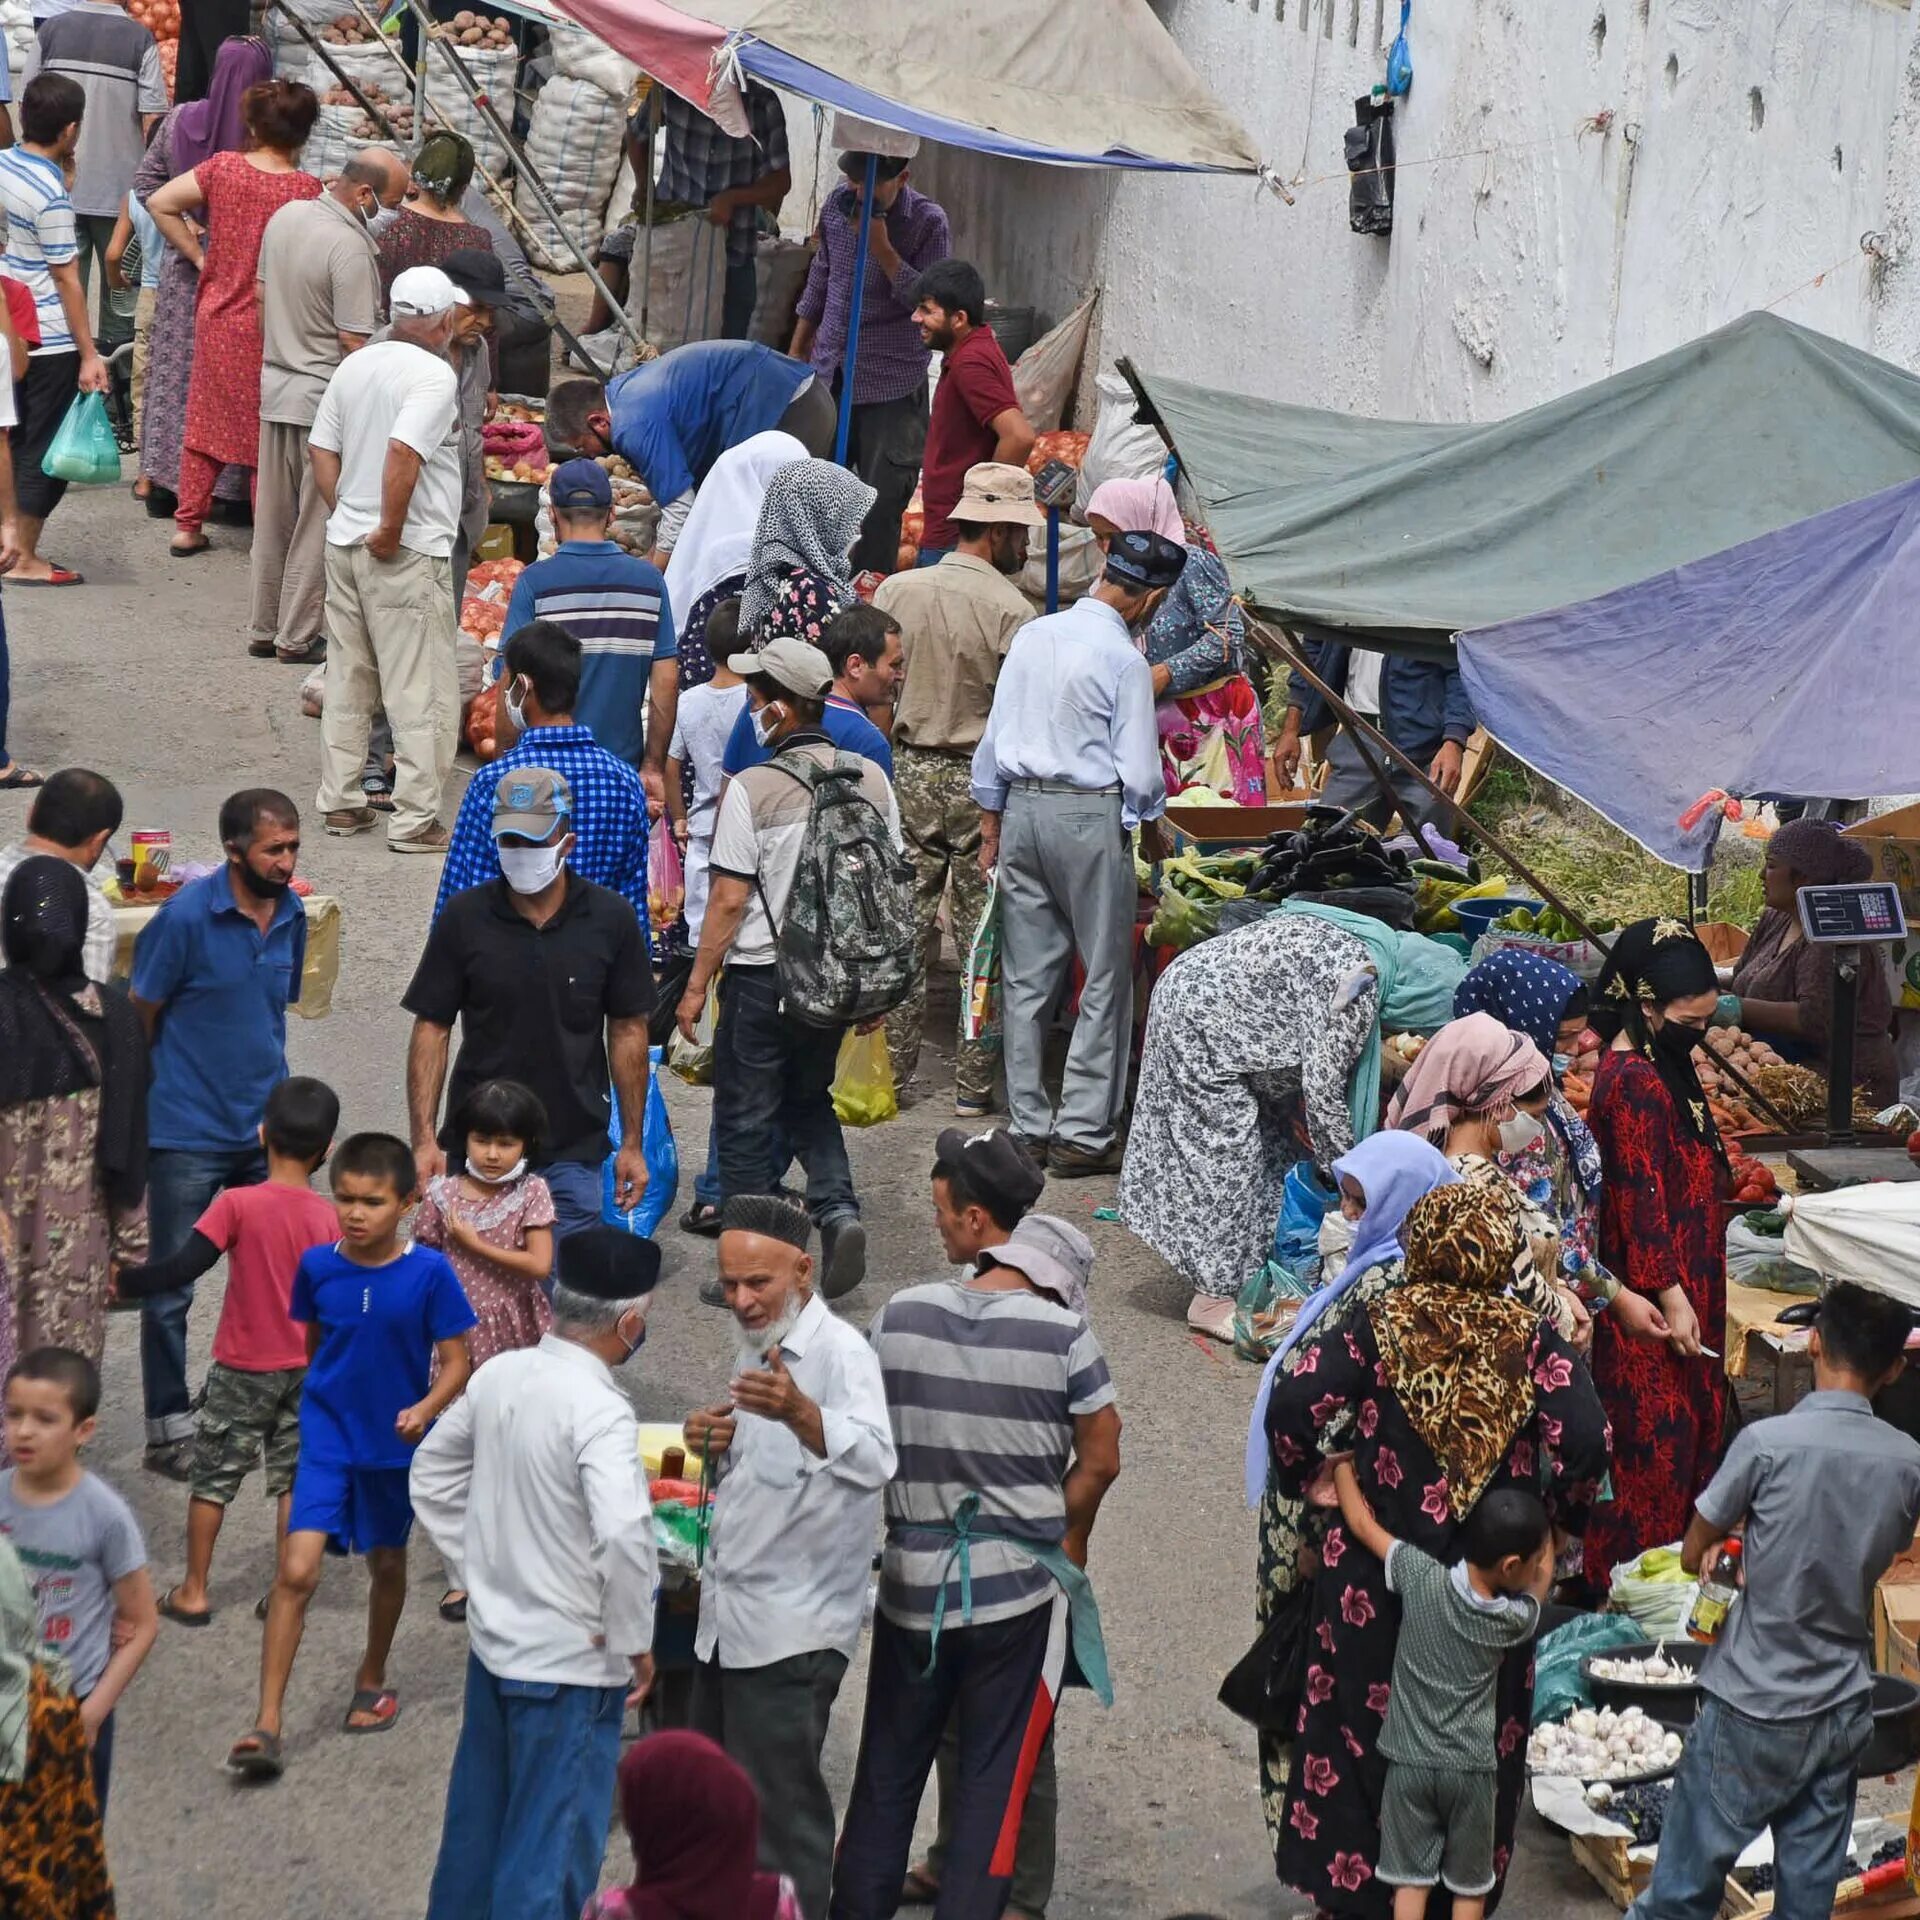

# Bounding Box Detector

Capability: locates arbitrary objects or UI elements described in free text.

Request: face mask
[466,1155,527,1187]
[498,840,566,894]
[232,858,291,900]
[1318,1209,1356,1261]
[1497,1113,1545,1155]
[616,1315,647,1364]
[1654,1018,1709,1063]
[503,677,529,736]
[1551,1052,1572,1080]
[751,702,784,748]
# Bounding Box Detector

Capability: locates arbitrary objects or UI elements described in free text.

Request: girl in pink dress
[413,1078,556,1617]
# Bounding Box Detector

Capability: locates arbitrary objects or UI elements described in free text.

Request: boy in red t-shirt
[116,1076,341,1625]
[912,259,1036,558]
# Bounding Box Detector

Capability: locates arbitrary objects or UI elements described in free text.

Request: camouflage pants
[886,744,996,1107]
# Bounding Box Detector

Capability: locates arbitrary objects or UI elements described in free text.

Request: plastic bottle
[1686,1538,1744,1644]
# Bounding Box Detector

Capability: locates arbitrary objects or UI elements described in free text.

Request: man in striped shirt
[832,1136,1123,1920]
[503,459,677,796]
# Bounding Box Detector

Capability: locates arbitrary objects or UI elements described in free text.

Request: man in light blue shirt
[970,530,1181,1175]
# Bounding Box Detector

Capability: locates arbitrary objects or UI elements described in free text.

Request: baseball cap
[839,149,912,182]
[954,462,1046,528]
[1103,528,1187,591]
[727,635,832,701]
[492,765,573,841]
[934,1126,1047,1217]
[980,1213,1095,1315]
[550,458,613,511]
[442,247,510,307]
[389,265,468,318]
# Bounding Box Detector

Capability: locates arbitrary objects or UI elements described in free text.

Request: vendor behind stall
[543,342,837,568]
[1721,818,1896,1104]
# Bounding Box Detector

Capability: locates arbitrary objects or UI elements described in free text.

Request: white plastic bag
[1725,1214,1820,1293]
[1074,366,1165,514]
[1013,294,1096,435]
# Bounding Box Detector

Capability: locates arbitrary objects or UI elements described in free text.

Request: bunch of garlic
[1527,1704,1683,1779]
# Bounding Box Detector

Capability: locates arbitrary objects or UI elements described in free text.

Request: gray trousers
[998,786,1135,1153]
[692,1648,849,1920]
[249,418,328,656]
[1319,720,1441,831]
[927,1713,1057,1916]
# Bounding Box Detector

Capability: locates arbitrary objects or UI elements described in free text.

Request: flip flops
[227,1728,284,1780]
[158,1585,211,1628]
[343,1687,400,1734]
[438,1591,468,1623]
[0,762,44,789]
[9,567,83,586]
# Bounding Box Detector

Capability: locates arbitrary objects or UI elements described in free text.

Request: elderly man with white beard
[681,1194,896,1920]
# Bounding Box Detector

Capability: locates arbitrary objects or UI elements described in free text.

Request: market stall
[110,889,344,1018]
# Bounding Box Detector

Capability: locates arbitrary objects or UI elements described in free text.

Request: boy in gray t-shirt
[1333,1460,1552,1920]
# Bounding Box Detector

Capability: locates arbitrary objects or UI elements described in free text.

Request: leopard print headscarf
[1369,1184,1541,1519]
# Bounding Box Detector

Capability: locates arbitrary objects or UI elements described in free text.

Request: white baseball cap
[389,265,469,317]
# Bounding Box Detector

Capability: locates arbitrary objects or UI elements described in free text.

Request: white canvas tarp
[1782,1184,1920,1309]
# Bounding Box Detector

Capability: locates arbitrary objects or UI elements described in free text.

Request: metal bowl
[1580,1641,1707,1731]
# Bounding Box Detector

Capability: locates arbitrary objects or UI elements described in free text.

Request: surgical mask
[1497,1113,1545,1155]
[466,1155,527,1186]
[503,676,529,736]
[1317,1209,1356,1262]
[617,1315,647,1364]
[751,702,785,748]
[1551,1052,1572,1080]
[498,839,566,894]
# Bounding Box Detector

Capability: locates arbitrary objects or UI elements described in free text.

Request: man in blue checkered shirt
[434,621,650,944]
[654,79,791,339]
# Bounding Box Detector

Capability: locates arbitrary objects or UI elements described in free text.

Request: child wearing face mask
[412,1078,556,1621]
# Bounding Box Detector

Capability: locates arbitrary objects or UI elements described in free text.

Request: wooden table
[109,891,343,1019]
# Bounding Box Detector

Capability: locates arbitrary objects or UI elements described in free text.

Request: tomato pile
[1727,1148,1779,1208]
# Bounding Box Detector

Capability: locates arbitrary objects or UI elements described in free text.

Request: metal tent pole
[638,82,657,340]
[834,152,877,465]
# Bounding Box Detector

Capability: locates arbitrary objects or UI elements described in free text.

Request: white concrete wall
[964,0,1920,423]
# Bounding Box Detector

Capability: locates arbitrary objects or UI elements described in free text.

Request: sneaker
[142,1439,193,1483]
[819,1217,867,1300]
[390,823,452,856]
[1010,1132,1050,1161]
[1048,1139,1123,1178]
[953,1097,995,1120]
[323,807,377,836]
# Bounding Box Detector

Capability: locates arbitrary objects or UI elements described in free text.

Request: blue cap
[550,457,613,511]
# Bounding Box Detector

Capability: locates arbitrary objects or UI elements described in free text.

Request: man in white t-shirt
[307,265,466,855]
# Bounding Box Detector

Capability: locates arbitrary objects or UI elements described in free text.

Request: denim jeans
[141,1145,267,1443]
[425,1652,627,1920]
[694,1105,795,1209]
[1627,1693,1873,1920]
[535,1157,605,1244]
[712,965,855,1226]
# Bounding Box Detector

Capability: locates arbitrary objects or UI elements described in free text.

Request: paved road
[2,481,1616,1917]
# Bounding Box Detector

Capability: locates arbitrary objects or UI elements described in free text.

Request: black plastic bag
[1218,1581,1314,1733]
[1346,94,1395,236]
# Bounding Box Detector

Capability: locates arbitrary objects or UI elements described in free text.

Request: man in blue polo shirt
[129,788,307,1480]
[503,459,679,804]
[721,601,899,781]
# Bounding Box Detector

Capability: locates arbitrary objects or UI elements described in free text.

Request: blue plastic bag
[1385,0,1413,96]
[41,391,123,486]
[601,1046,678,1238]
[1271,1162,1338,1276]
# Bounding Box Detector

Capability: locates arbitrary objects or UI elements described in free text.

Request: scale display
[1796,882,1908,945]
[1031,458,1079,512]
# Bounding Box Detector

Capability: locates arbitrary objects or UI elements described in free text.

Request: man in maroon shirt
[911,259,1036,564]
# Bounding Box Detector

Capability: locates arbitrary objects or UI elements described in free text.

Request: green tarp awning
[1124,313,1920,660]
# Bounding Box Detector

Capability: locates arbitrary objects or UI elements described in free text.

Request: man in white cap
[874,463,1043,1117]
[308,263,468,855]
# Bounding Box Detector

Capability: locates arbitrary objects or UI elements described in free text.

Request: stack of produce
[1242,815,1417,925]
[1491,903,1618,940]
[1143,848,1254,952]
[1527,1705,1682,1780]
[483,418,548,487]
[129,0,177,38]
[1026,429,1089,476]
[1725,1146,1779,1208]
[318,11,381,43]
[433,8,514,49]
[1691,1027,1787,1134]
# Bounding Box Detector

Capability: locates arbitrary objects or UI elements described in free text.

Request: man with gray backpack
[675,636,913,1300]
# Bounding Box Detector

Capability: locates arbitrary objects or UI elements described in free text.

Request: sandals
[438,1590,468,1622]
[343,1687,400,1734]
[227,1728,284,1779]
[901,1864,940,1905]
[158,1584,211,1628]
[170,536,210,558]
[9,566,84,586]
[0,762,45,789]
[680,1201,722,1238]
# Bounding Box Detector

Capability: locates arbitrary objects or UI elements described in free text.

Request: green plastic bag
[42,391,122,485]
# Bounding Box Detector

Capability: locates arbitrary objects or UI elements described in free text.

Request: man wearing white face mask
[405,765,656,1242]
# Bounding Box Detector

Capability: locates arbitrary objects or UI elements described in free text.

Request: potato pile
[495,401,543,425]
[319,12,380,43]
[437,10,514,50]
[595,454,637,481]
[485,454,550,485]
[351,98,415,139]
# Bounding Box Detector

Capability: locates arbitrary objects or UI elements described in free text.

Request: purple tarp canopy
[1456,475,1920,871]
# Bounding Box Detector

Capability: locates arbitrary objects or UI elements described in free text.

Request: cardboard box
[1874,1578,1920,1678]
[1734,1327,1815,1420]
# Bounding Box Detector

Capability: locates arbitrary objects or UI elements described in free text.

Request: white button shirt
[968,594,1166,830]
[696,1292,896,1668]
[410,1334,658,1688]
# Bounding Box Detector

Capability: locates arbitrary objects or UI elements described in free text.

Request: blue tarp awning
[1456,476,1920,871]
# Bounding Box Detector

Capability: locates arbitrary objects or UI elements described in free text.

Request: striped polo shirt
[503,540,677,767]
[868,1278,1115,1633]
[0,146,77,353]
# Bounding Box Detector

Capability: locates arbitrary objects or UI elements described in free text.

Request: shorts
[1377,1762,1498,1896]
[286,1459,414,1557]
[190,1362,306,1505]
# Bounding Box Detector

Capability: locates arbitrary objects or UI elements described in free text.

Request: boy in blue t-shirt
[227,1134,474,1781]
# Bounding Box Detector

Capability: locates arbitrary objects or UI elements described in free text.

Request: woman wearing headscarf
[1119,900,1464,1341]
[738,458,877,646]
[661,429,808,687]
[1726,818,1895,1102]
[375,133,495,308]
[1583,917,1727,1580]
[133,35,273,516]
[147,77,322,557]
[0,1536,114,1917]
[0,859,149,1377]
[1240,1132,1458,1855]
[1266,1184,1611,1917]
[581,1729,802,1919]
[1084,475,1267,806]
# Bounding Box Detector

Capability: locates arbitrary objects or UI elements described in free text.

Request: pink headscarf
[1085,476,1183,545]
[1385,1011,1549,1144]
[171,36,272,174]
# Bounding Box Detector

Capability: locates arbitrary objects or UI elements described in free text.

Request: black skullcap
[934,1126,1047,1215]
[720,1193,812,1251]
[556,1224,662,1300]
[1103,528,1188,591]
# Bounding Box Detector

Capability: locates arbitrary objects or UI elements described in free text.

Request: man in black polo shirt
[403,766,653,1241]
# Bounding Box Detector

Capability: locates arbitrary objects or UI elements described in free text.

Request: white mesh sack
[512,73,624,271]
[425,40,519,182]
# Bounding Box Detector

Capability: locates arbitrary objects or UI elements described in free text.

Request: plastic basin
[1452,896,1543,942]
[1580,1640,1705,1731]
[1861,1673,1920,1776]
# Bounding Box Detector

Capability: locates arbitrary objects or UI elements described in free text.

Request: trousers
[887,744,993,1107]
[693,1650,849,1920]
[926,1709,1057,1916]
[315,540,459,841]
[997,787,1135,1152]
[838,385,929,576]
[175,444,256,538]
[249,419,328,655]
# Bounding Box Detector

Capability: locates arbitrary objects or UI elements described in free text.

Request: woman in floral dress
[1583,918,1728,1583]
[737,459,875,646]
[1266,1185,1610,1916]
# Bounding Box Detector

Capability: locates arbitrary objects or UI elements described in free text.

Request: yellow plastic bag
[832,1027,898,1127]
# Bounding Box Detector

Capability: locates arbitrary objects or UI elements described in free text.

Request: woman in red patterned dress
[143,77,321,556]
[1583,917,1728,1582]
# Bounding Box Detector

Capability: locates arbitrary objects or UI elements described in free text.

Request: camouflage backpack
[756,749,918,1026]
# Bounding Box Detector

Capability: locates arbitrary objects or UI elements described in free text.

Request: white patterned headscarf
[739,459,877,637]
